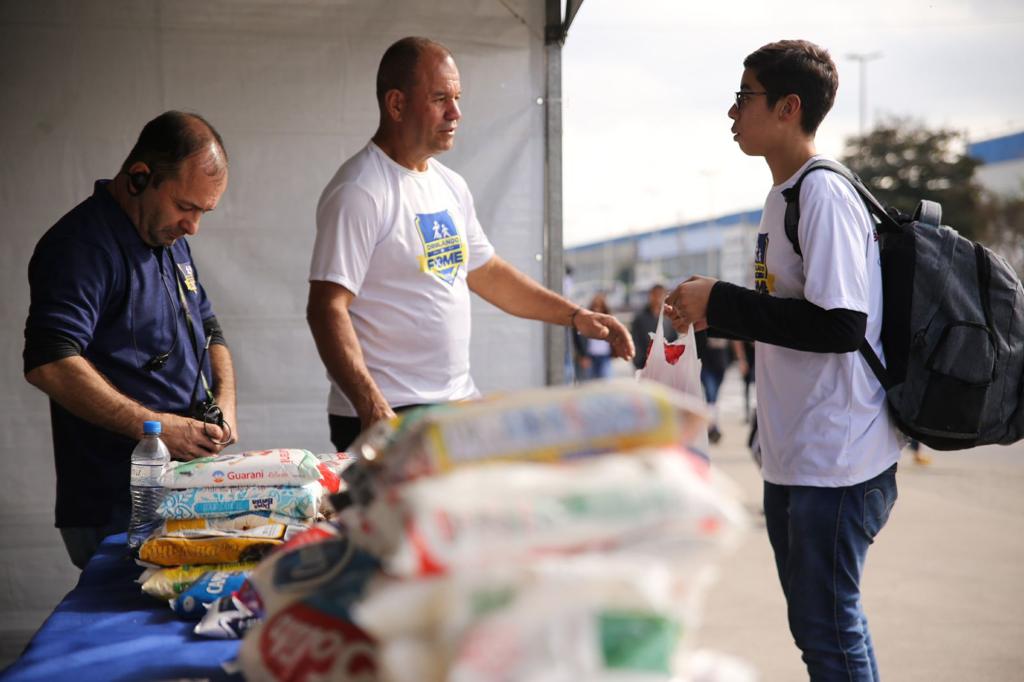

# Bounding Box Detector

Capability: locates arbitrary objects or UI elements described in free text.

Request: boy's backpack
[782,159,1024,450]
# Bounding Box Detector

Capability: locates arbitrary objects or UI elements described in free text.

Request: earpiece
[128,171,150,195]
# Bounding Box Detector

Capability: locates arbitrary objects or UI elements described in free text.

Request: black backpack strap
[781,159,900,256]
[779,159,899,391]
[859,340,894,391]
[975,243,994,331]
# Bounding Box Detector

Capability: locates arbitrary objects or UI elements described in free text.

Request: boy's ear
[779,94,802,123]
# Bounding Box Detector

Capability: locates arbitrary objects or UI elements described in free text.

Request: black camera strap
[167,248,231,445]
[167,250,213,405]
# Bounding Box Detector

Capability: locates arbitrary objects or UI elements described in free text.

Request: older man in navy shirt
[24,111,238,568]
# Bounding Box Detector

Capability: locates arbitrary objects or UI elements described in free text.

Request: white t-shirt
[754,155,901,487]
[309,142,495,417]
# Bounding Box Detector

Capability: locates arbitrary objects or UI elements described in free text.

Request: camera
[191,395,232,445]
[191,396,224,426]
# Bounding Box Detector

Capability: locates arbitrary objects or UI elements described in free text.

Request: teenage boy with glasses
[666,40,901,681]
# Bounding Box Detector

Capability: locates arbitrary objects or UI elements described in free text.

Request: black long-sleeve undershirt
[707,281,866,354]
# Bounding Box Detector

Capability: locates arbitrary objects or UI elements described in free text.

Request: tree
[978,189,1024,276]
[840,117,984,240]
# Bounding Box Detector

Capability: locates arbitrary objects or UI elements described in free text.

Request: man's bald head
[376,36,453,111]
[120,110,228,187]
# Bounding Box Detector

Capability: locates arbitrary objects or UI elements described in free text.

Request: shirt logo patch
[754,233,774,294]
[415,210,466,286]
[177,262,199,293]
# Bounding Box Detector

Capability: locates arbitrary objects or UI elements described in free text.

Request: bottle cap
[143,420,162,435]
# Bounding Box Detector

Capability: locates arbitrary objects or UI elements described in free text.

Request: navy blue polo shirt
[25,180,218,528]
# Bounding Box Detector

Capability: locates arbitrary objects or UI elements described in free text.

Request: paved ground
[681,364,1024,681]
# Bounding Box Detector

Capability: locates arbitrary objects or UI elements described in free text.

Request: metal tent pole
[544,0,566,385]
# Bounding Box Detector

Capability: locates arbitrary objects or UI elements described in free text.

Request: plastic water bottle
[128,420,171,550]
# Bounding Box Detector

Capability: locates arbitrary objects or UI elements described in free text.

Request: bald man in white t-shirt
[307,37,634,451]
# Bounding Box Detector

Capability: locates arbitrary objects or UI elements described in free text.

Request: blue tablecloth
[0,533,241,682]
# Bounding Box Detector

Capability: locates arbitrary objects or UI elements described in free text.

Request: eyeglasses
[734,90,769,110]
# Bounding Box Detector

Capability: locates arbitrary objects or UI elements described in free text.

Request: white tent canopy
[0,0,583,643]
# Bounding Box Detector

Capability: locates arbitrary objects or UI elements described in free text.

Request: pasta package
[170,569,251,620]
[139,561,258,600]
[159,448,322,488]
[139,523,288,567]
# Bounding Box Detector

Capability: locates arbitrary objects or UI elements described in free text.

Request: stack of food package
[213,380,752,681]
[135,448,352,626]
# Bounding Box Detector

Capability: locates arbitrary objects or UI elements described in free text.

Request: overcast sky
[561,0,1024,246]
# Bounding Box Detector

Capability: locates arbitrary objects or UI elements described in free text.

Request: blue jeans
[583,354,612,380]
[764,463,898,681]
[701,365,725,404]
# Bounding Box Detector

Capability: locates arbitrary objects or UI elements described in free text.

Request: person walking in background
[732,339,755,422]
[563,265,577,384]
[907,439,931,465]
[576,293,615,380]
[697,333,732,443]
[630,283,677,370]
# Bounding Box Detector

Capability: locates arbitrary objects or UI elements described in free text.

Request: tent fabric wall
[0,0,550,652]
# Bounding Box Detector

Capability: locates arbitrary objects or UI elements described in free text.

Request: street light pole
[846,52,882,136]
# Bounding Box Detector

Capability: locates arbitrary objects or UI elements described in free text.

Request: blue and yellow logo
[415,210,466,286]
[176,262,198,293]
[754,233,774,294]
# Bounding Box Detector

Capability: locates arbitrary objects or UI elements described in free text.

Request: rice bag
[237,604,377,682]
[159,448,322,488]
[170,569,251,620]
[354,555,714,682]
[342,447,746,577]
[243,522,363,616]
[139,561,258,600]
[312,452,359,497]
[356,379,707,486]
[139,523,288,566]
[157,481,323,520]
[237,542,381,681]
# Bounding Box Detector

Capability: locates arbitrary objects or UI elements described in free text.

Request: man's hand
[208,343,238,446]
[574,309,635,361]
[218,405,239,446]
[358,402,397,433]
[160,414,230,461]
[665,275,718,333]
[25,355,233,459]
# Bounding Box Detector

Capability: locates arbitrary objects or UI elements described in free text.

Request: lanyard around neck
[167,249,213,401]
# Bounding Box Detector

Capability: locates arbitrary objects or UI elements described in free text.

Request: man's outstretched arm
[466,255,635,361]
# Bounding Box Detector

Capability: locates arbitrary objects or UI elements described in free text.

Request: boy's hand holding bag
[636,304,709,452]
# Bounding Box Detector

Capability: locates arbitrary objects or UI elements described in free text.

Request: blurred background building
[567,129,1024,311]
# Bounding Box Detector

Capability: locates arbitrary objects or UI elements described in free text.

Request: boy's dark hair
[120,111,227,186]
[376,37,452,109]
[744,40,838,135]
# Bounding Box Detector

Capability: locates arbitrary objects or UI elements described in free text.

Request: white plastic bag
[636,306,708,451]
